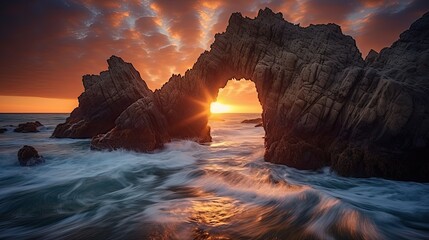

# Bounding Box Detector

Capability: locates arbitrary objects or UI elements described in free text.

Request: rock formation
[55,8,429,181]
[17,145,44,166]
[91,97,170,152]
[242,118,263,127]
[52,56,152,138]
[241,118,263,124]
[14,121,43,133]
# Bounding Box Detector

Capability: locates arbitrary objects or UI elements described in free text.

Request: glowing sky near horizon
[0,0,428,113]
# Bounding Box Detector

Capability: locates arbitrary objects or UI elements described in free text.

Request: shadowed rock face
[91,97,171,152]
[52,56,152,138]
[55,8,429,181]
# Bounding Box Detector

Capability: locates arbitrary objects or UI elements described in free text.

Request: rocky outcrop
[52,56,152,138]
[14,121,43,133]
[91,97,170,152]
[17,145,44,166]
[56,8,429,181]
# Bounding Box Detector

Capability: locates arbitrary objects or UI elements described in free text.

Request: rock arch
[55,8,429,181]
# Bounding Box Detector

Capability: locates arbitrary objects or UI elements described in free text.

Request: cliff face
[52,56,152,138]
[54,9,429,181]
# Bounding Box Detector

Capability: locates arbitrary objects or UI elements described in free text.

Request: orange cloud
[0,0,428,113]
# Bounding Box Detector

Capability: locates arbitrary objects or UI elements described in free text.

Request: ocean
[0,113,428,239]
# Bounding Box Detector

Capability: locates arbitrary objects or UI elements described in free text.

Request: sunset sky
[1,0,428,113]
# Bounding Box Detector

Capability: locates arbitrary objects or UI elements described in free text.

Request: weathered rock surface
[56,9,429,181]
[157,9,429,181]
[14,121,43,133]
[52,56,152,138]
[17,145,44,166]
[91,97,170,152]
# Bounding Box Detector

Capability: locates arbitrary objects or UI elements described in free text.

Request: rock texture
[17,145,44,166]
[91,97,170,152]
[56,9,429,181]
[52,56,152,138]
[14,121,43,133]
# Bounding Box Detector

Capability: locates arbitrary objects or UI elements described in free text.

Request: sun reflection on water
[189,198,241,227]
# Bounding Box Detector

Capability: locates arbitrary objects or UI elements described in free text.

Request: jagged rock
[52,56,152,138]
[364,49,378,64]
[153,8,428,181]
[57,8,429,181]
[14,121,43,133]
[17,145,44,166]
[91,97,170,152]
[241,118,262,124]
[0,128,7,133]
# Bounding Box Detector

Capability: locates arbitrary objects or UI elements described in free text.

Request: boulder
[17,145,44,166]
[14,121,43,133]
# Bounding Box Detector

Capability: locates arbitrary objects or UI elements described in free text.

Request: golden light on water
[189,198,241,227]
[210,102,231,114]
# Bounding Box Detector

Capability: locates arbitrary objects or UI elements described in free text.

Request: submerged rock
[241,118,263,124]
[52,56,153,138]
[14,121,43,133]
[56,8,429,181]
[17,145,44,166]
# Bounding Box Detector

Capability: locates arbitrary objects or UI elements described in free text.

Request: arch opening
[208,78,265,145]
[209,78,262,115]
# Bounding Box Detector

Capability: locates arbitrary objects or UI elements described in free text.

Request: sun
[210,102,231,114]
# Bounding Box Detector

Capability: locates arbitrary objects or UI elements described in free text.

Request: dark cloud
[0,0,427,100]
[355,0,429,55]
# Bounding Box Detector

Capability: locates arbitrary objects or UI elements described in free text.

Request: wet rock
[241,118,263,124]
[52,56,153,138]
[255,123,263,127]
[14,121,43,133]
[17,145,44,166]
[0,128,7,133]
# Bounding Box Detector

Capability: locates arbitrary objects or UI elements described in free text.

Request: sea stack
[54,9,429,182]
[52,56,153,138]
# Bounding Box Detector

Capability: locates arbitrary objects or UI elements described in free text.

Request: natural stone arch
[55,8,429,181]
[151,9,363,171]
